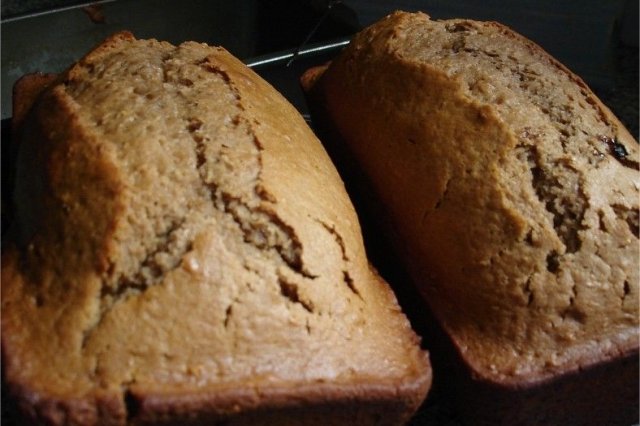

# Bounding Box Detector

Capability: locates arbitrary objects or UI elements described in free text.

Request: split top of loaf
[310,11,639,384]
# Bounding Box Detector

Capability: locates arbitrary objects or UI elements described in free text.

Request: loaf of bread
[303,11,639,425]
[1,32,431,425]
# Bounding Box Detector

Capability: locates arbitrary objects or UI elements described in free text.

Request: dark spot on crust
[612,204,639,237]
[546,251,560,273]
[278,277,314,313]
[124,389,140,422]
[343,271,362,299]
[445,22,475,33]
[599,135,639,170]
[224,305,232,328]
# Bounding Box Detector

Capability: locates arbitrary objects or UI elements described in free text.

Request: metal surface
[246,38,349,68]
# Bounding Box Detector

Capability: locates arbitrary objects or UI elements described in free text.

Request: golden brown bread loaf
[303,11,639,425]
[2,31,431,425]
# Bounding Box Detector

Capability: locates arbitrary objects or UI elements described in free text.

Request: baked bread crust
[303,11,639,424]
[2,31,431,425]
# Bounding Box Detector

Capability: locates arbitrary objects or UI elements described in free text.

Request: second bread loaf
[303,11,639,425]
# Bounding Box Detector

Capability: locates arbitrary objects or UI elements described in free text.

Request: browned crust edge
[3,349,431,424]
[300,27,639,423]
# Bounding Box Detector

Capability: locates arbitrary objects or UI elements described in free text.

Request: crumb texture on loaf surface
[316,11,639,383]
[2,32,430,424]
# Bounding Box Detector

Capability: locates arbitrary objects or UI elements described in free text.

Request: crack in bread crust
[66,43,323,351]
[3,31,432,426]
[318,11,639,381]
